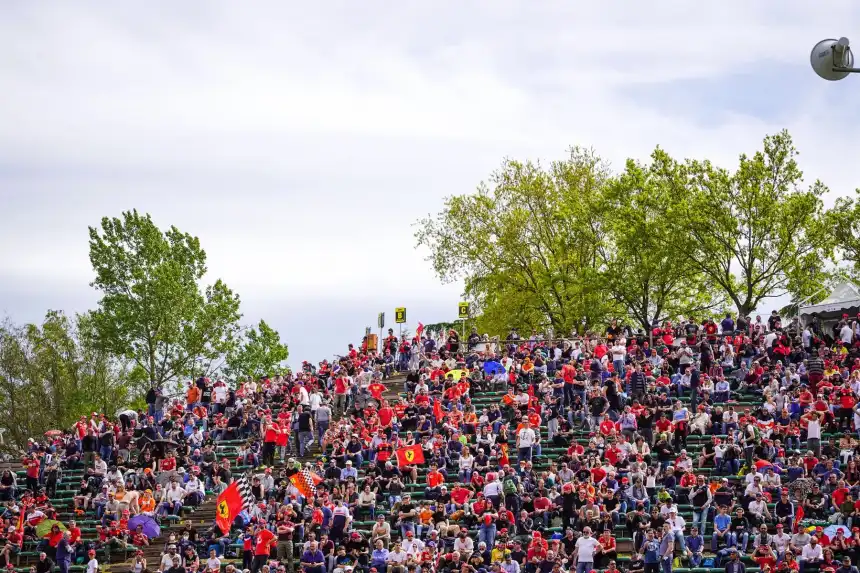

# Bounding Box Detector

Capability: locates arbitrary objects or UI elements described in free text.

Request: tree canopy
[88,210,243,389]
[225,319,290,379]
[0,310,147,450]
[416,148,614,337]
[417,131,841,335]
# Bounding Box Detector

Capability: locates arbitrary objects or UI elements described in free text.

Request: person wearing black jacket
[729,508,750,553]
[774,490,794,529]
[35,553,55,573]
[81,430,99,469]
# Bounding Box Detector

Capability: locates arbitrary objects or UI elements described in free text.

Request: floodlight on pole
[811,37,859,80]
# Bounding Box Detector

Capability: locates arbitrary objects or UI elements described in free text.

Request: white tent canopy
[798,280,860,321]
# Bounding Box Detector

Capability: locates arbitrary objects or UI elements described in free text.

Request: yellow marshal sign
[395,307,406,323]
[458,302,470,319]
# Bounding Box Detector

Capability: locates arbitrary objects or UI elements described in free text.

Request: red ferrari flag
[395,445,425,466]
[416,322,424,338]
[215,478,251,534]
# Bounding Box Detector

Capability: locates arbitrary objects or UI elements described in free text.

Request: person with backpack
[501,469,521,517]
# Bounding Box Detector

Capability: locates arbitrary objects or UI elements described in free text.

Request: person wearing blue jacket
[55,531,76,573]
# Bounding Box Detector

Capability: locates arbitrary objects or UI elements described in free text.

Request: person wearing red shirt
[368,381,386,402]
[378,403,394,429]
[655,414,673,435]
[599,415,617,437]
[262,417,280,466]
[837,390,857,430]
[590,466,607,484]
[532,494,553,528]
[425,465,444,499]
[450,486,472,508]
[66,521,81,544]
[252,526,275,572]
[24,456,40,493]
[604,444,623,466]
[526,532,548,561]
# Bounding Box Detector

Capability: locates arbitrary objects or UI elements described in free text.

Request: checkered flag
[289,468,322,498]
[216,475,255,533]
[234,476,254,512]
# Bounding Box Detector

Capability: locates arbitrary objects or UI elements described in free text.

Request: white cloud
[1,1,860,358]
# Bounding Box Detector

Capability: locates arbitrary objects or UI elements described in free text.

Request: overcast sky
[2,1,860,365]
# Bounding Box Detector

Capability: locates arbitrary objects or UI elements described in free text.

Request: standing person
[806,413,822,458]
[642,530,661,573]
[252,525,276,573]
[572,527,601,573]
[55,531,75,573]
[276,519,295,573]
[659,524,675,573]
[314,402,332,449]
[516,421,536,464]
[689,366,700,414]
[296,406,315,458]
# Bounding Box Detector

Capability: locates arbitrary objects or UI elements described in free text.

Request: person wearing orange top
[186,383,201,409]
[138,490,156,515]
[425,464,445,500]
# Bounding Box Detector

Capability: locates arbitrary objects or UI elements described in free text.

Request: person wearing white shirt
[385,545,408,567]
[158,482,186,517]
[573,527,601,572]
[840,323,853,345]
[800,538,823,568]
[610,342,627,376]
[297,385,310,406]
[184,475,205,506]
[453,532,473,554]
[501,554,520,573]
[807,414,822,457]
[772,526,792,560]
[747,494,771,526]
[516,423,537,463]
[401,534,425,557]
[308,391,322,412]
[667,510,687,553]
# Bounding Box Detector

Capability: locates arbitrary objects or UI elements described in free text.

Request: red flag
[416,322,424,338]
[16,500,31,533]
[395,445,425,466]
[433,399,444,423]
[499,444,510,467]
[290,469,323,499]
[215,480,246,535]
[793,505,804,533]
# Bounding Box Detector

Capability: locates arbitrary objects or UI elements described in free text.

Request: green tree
[671,130,832,317]
[225,319,289,379]
[0,311,146,452]
[88,210,242,389]
[415,148,616,336]
[826,190,860,281]
[600,149,724,332]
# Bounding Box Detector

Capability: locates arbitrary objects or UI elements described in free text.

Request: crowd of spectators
[4,311,860,573]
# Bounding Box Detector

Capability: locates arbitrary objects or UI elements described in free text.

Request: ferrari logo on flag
[395,444,425,466]
[217,500,229,519]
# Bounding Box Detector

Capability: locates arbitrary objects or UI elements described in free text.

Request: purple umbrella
[128,514,161,538]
